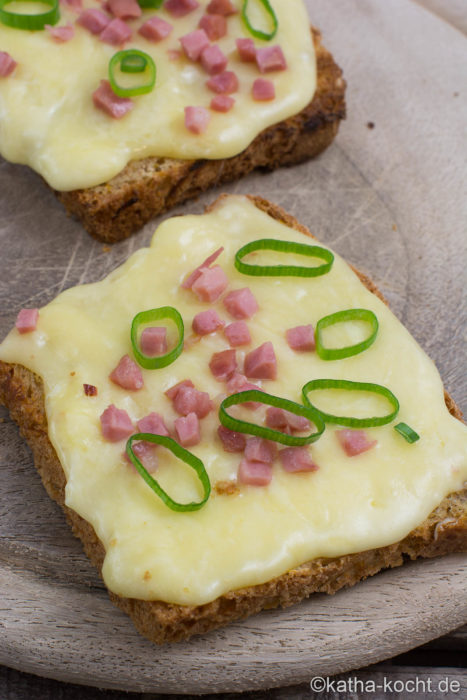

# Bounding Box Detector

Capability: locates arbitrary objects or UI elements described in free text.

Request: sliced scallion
[315,308,379,361]
[109,49,156,98]
[131,307,184,370]
[137,0,163,7]
[235,238,334,278]
[394,422,420,443]
[0,0,59,30]
[242,0,278,41]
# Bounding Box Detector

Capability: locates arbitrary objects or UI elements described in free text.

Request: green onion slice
[219,390,325,445]
[315,309,379,361]
[394,422,420,443]
[302,379,399,428]
[131,307,184,370]
[137,0,163,7]
[0,0,59,30]
[242,0,278,41]
[126,433,211,512]
[109,49,156,98]
[235,239,334,278]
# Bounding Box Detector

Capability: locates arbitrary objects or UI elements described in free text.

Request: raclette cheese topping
[0,0,316,190]
[1,195,466,606]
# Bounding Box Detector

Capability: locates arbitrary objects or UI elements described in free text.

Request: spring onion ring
[242,0,278,41]
[137,0,163,7]
[120,53,147,73]
[131,307,184,370]
[315,309,379,361]
[0,0,59,30]
[126,434,211,512]
[219,390,325,445]
[394,422,420,443]
[302,379,400,428]
[235,239,334,278]
[109,49,156,98]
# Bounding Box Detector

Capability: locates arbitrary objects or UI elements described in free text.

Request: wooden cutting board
[0,0,466,693]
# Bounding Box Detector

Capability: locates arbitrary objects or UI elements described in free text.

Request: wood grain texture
[0,0,466,694]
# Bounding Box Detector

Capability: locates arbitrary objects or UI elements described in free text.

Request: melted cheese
[1,196,466,606]
[0,0,316,190]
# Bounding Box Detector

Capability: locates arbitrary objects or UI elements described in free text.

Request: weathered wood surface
[0,0,466,696]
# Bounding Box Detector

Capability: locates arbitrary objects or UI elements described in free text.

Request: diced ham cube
[224,321,251,347]
[173,385,213,419]
[217,425,246,453]
[206,70,238,94]
[336,429,377,457]
[165,379,194,401]
[83,383,98,396]
[125,440,158,472]
[46,23,75,42]
[99,18,132,45]
[175,412,200,447]
[107,0,141,19]
[255,45,287,73]
[100,404,134,442]
[192,309,224,335]
[199,13,227,41]
[200,44,228,75]
[15,308,39,334]
[179,29,209,61]
[165,0,199,18]
[109,354,144,391]
[265,407,311,434]
[245,437,277,464]
[185,105,211,134]
[223,288,258,319]
[286,324,315,352]
[191,265,228,301]
[138,16,173,41]
[226,373,263,409]
[207,0,237,15]
[236,37,256,62]
[137,412,170,437]
[140,327,167,356]
[252,78,275,101]
[210,95,235,112]
[182,246,224,289]
[238,459,272,486]
[93,80,134,119]
[60,0,82,11]
[209,349,237,381]
[77,8,110,34]
[279,447,319,473]
[0,51,16,77]
[244,341,277,380]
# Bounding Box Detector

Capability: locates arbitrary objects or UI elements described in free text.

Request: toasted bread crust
[0,197,465,644]
[55,29,346,243]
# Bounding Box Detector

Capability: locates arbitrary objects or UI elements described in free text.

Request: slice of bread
[0,195,465,644]
[55,29,346,243]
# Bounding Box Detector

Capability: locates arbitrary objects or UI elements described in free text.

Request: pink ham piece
[93,80,133,119]
[46,23,74,42]
[138,16,173,41]
[224,321,251,347]
[107,0,141,20]
[244,341,277,380]
[217,425,246,453]
[191,265,228,301]
[206,70,238,94]
[77,8,110,34]
[209,349,237,381]
[137,412,170,437]
[179,29,209,61]
[252,78,275,101]
[200,44,228,75]
[15,308,38,334]
[286,324,315,352]
[109,354,143,391]
[207,0,236,14]
[223,288,258,319]
[174,412,200,447]
[336,429,377,457]
[140,327,167,356]
[99,18,132,45]
[182,246,224,289]
[192,309,224,335]
[226,373,263,409]
[279,447,319,473]
[184,105,211,134]
[265,407,310,433]
[245,437,277,464]
[60,0,82,11]
[199,13,227,41]
[125,441,158,472]
[165,0,199,17]
[172,385,213,419]
[100,404,134,442]
[238,459,272,486]
[165,379,194,401]
[256,45,287,73]
[210,95,234,112]
[236,37,256,62]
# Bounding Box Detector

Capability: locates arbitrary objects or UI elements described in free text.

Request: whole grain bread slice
[55,29,346,243]
[0,196,465,644]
